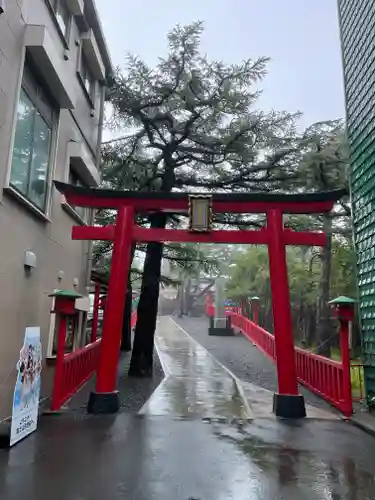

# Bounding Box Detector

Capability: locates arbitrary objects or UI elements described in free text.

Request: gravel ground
[64,350,164,414]
[173,315,335,412]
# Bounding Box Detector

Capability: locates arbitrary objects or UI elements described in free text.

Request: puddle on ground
[210,420,375,499]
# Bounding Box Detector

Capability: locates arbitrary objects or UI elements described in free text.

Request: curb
[137,334,169,415]
[348,417,375,438]
[169,317,254,420]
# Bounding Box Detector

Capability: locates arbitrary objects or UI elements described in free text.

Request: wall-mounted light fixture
[24,250,36,269]
[188,195,213,232]
[0,0,4,15]
[24,250,36,278]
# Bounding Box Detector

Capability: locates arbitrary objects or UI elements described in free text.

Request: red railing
[205,297,353,416]
[294,347,351,414]
[52,307,138,411]
[52,339,101,411]
[224,306,242,315]
[230,313,276,360]
[229,312,352,416]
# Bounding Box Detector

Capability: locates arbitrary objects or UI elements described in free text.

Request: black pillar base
[208,316,234,336]
[273,393,306,419]
[87,391,120,414]
[208,326,235,336]
[0,422,10,449]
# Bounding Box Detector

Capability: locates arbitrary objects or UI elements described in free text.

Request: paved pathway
[143,317,337,420]
[140,317,251,420]
[1,316,375,499]
[174,315,335,411]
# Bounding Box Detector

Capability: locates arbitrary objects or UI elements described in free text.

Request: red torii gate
[55,181,345,418]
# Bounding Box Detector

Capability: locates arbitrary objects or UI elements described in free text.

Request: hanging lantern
[188,195,213,232]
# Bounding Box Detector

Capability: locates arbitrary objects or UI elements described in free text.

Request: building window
[10,65,55,212]
[50,0,71,41]
[78,51,96,104]
[68,166,87,220]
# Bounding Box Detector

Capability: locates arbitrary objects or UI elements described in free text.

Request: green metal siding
[338,0,375,404]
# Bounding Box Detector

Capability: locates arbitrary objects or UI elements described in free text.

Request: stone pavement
[1,316,375,499]
[140,317,251,420]
[174,315,335,411]
[142,317,338,421]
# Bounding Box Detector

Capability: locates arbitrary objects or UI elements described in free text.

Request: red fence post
[267,209,306,418]
[51,315,67,411]
[88,206,134,414]
[91,281,101,343]
[329,296,356,418]
[50,290,82,411]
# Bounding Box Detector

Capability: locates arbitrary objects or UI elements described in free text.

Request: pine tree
[293,121,350,355]
[103,22,305,376]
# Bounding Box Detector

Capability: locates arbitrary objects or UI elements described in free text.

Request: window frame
[7,61,58,216]
[77,45,96,108]
[45,0,72,49]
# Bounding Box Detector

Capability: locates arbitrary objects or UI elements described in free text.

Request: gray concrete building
[0,0,112,417]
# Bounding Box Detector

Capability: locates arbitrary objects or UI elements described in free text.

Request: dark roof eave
[84,0,113,76]
[54,181,348,205]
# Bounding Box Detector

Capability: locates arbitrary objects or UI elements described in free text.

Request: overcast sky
[95,0,344,131]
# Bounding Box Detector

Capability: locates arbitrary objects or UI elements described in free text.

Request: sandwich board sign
[10,327,42,447]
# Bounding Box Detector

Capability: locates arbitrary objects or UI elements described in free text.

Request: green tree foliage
[103,21,303,376]
[173,243,234,316]
[227,237,357,352]
[295,122,350,355]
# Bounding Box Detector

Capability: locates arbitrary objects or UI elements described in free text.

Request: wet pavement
[174,315,335,411]
[65,350,164,414]
[1,414,375,499]
[145,317,337,420]
[0,316,375,499]
[140,316,251,419]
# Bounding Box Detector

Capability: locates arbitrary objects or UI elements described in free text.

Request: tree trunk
[120,245,136,352]
[241,297,251,320]
[194,280,214,301]
[177,281,184,317]
[183,276,192,315]
[128,213,166,377]
[306,307,316,347]
[120,281,133,352]
[175,283,183,317]
[317,214,333,357]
